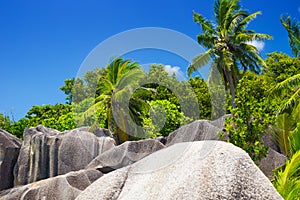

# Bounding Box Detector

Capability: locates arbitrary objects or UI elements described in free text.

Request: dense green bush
[224,73,276,161]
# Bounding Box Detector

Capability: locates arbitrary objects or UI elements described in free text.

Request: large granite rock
[87,139,165,173]
[165,118,225,146]
[14,125,115,186]
[0,169,102,200]
[0,129,22,191]
[77,141,283,200]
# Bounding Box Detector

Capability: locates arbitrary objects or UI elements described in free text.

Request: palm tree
[188,0,272,107]
[82,58,147,144]
[280,15,300,57]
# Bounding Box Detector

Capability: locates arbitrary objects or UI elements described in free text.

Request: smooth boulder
[0,169,102,200]
[77,141,283,200]
[166,118,224,146]
[87,139,165,173]
[14,125,115,186]
[0,129,22,191]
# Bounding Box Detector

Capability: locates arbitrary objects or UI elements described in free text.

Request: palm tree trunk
[224,66,236,108]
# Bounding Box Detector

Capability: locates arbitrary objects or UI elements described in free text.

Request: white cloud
[164,65,180,76]
[164,65,185,79]
[246,40,265,51]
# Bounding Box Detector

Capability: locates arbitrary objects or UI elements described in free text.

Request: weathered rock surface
[0,129,22,191]
[259,148,286,179]
[87,139,165,173]
[93,127,110,137]
[0,169,102,200]
[77,141,283,200]
[166,118,224,146]
[14,125,115,186]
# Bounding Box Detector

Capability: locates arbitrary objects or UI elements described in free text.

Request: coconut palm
[188,0,272,107]
[80,58,147,144]
[280,15,300,57]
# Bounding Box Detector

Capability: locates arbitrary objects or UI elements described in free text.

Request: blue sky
[0,0,299,120]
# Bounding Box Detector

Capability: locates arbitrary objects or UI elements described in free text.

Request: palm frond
[279,88,300,114]
[224,0,244,30]
[270,113,294,155]
[273,73,300,92]
[115,68,146,91]
[235,11,261,32]
[193,12,216,34]
[289,123,300,155]
[227,11,248,33]
[268,73,300,113]
[236,32,272,43]
[281,15,300,57]
[274,150,300,200]
[197,33,216,49]
[188,49,212,76]
[215,0,233,29]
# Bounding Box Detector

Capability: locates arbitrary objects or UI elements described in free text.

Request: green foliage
[265,52,300,155]
[60,78,75,104]
[280,15,300,57]
[272,108,300,200]
[5,118,30,139]
[270,113,296,155]
[271,73,300,114]
[273,150,300,200]
[270,105,300,156]
[0,114,26,139]
[73,58,145,144]
[264,52,300,84]
[142,100,192,138]
[0,113,11,131]
[73,97,107,129]
[188,76,211,119]
[1,104,75,138]
[289,122,300,156]
[225,72,276,161]
[144,64,201,121]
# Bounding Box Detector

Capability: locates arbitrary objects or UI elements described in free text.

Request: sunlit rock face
[13,125,115,186]
[77,141,283,200]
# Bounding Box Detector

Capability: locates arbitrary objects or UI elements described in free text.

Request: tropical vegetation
[0,0,300,198]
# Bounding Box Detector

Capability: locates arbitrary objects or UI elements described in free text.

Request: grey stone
[259,148,287,179]
[0,169,102,200]
[13,125,115,186]
[93,127,110,137]
[210,114,231,128]
[86,139,165,173]
[166,119,223,146]
[0,129,22,191]
[77,141,283,200]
